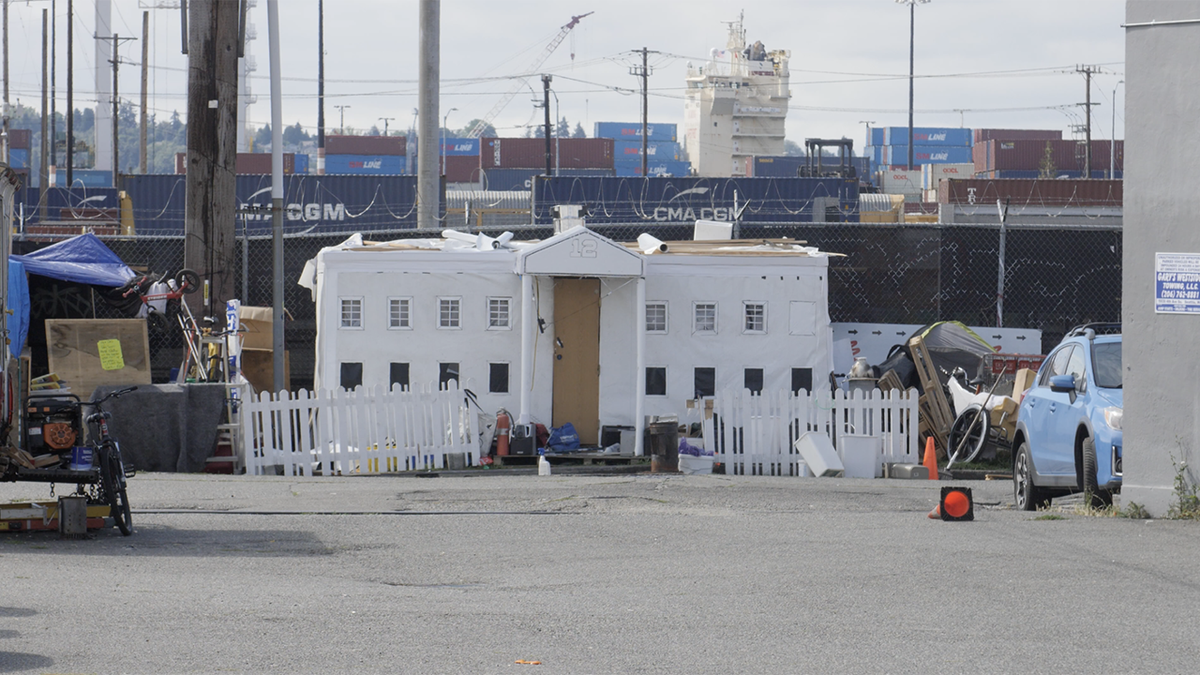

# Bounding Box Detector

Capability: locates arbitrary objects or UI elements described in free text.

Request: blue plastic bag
[546,423,580,452]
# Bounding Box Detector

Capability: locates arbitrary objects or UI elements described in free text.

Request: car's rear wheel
[1014,441,1051,511]
[1081,436,1113,508]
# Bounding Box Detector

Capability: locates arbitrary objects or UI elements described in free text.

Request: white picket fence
[704,388,920,476]
[241,383,478,476]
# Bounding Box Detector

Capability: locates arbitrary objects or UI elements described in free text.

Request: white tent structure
[306,226,833,455]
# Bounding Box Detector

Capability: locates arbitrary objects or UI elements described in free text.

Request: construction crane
[466,12,593,139]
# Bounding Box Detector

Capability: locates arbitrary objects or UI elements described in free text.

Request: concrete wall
[1121,0,1200,514]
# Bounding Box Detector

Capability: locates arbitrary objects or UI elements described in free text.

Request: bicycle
[115,269,201,332]
[84,386,139,536]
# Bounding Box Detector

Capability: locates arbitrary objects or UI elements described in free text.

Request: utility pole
[66,0,73,186]
[139,10,148,174]
[1076,64,1100,179]
[416,0,439,230]
[334,104,349,134]
[51,0,56,172]
[185,0,241,317]
[317,0,324,174]
[629,48,654,177]
[100,33,136,185]
[379,117,394,136]
[39,8,47,218]
[3,0,9,161]
[542,74,552,176]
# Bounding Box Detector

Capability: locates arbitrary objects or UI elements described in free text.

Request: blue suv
[1013,324,1123,510]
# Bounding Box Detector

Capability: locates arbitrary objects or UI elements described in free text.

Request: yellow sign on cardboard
[97,339,125,371]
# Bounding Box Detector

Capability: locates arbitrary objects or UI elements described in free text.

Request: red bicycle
[118,269,201,331]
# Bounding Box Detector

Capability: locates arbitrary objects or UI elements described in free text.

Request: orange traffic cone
[922,437,939,481]
[928,504,941,519]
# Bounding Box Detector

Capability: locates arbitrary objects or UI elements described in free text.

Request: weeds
[1168,457,1200,520]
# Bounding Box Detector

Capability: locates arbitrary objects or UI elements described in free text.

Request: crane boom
[467,12,593,139]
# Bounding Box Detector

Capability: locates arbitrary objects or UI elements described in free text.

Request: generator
[25,396,83,459]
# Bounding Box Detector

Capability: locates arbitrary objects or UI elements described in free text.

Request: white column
[634,276,646,456]
[519,273,534,425]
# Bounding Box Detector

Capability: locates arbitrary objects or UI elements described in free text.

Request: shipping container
[920,163,975,189]
[885,145,973,166]
[9,148,29,169]
[612,140,681,161]
[937,178,1122,206]
[481,167,614,191]
[324,154,406,175]
[973,128,1063,144]
[869,127,885,147]
[175,152,296,175]
[20,185,121,221]
[974,169,1123,180]
[294,154,310,174]
[613,161,691,177]
[593,121,678,143]
[8,128,32,150]
[120,174,424,235]
[532,176,858,225]
[876,168,922,196]
[882,126,972,147]
[440,138,480,156]
[443,154,482,184]
[973,139,1123,174]
[325,134,406,156]
[50,169,113,188]
[480,137,614,170]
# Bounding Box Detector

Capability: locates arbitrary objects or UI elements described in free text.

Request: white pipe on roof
[637,233,668,254]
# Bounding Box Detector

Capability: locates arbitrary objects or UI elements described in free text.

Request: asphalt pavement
[1,470,1196,674]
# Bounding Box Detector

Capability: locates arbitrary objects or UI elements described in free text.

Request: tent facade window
[340,298,363,329]
[388,297,411,329]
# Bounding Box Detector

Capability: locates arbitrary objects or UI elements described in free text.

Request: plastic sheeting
[11,232,135,287]
[6,259,29,358]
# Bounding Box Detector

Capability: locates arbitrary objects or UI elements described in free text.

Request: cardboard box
[241,348,290,395]
[1013,368,1037,401]
[238,306,275,351]
[45,319,152,401]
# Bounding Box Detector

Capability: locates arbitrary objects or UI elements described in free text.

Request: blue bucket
[69,446,94,471]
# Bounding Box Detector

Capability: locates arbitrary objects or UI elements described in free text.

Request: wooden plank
[907,335,954,458]
[45,319,152,402]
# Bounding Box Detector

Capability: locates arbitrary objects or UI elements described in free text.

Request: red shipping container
[972,129,1062,144]
[937,178,1123,206]
[480,137,613,170]
[8,128,32,149]
[443,154,482,184]
[325,135,406,156]
[974,139,1123,173]
[176,152,295,174]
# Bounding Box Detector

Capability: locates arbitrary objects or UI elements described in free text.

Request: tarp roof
[11,232,136,287]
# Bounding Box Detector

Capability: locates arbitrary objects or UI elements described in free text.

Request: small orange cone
[922,437,939,480]
[928,504,941,519]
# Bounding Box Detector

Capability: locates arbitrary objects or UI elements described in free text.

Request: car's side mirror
[1049,374,1077,403]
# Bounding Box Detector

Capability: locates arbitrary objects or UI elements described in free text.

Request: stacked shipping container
[972,139,1123,178]
[324,135,407,176]
[592,122,686,177]
[937,178,1122,206]
[865,126,973,174]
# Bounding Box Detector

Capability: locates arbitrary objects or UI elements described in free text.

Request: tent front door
[552,277,600,445]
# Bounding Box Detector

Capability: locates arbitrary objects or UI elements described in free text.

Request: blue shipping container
[869,128,885,146]
[294,154,310,174]
[882,127,972,147]
[593,122,678,143]
[533,176,858,225]
[9,148,29,169]
[51,169,113,188]
[482,168,614,191]
[613,141,681,161]
[21,185,121,221]
[121,174,424,235]
[752,156,871,178]
[324,154,406,175]
[613,161,691,177]
[885,145,973,166]
[440,138,480,156]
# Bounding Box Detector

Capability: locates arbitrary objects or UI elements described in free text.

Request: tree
[556,116,570,138]
[1038,142,1057,179]
[783,140,804,156]
[572,122,586,138]
[457,119,495,138]
[254,124,272,149]
[282,122,308,146]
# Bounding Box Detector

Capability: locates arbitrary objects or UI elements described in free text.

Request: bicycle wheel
[176,269,201,294]
[948,404,991,464]
[98,443,133,536]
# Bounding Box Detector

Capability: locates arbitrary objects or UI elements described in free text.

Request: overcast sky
[3,0,1127,147]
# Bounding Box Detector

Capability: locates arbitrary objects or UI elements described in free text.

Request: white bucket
[68,446,93,472]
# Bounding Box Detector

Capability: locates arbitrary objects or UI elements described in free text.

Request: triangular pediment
[516,226,644,277]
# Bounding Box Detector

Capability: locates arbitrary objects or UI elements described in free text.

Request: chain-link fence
[15,219,1120,390]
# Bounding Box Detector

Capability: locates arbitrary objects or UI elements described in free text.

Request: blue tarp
[11,232,135,287]
[7,259,29,358]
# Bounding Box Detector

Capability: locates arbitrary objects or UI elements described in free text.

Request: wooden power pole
[185,0,241,316]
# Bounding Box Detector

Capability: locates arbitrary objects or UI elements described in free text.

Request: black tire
[176,269,201,294]
[1081,436,1112,508]
[948,404,991,464]
[1014,440,1051,511]
[146,309,170,333]
[99,444,133,536]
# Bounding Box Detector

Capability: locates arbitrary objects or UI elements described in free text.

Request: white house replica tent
[305,226,833,455]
